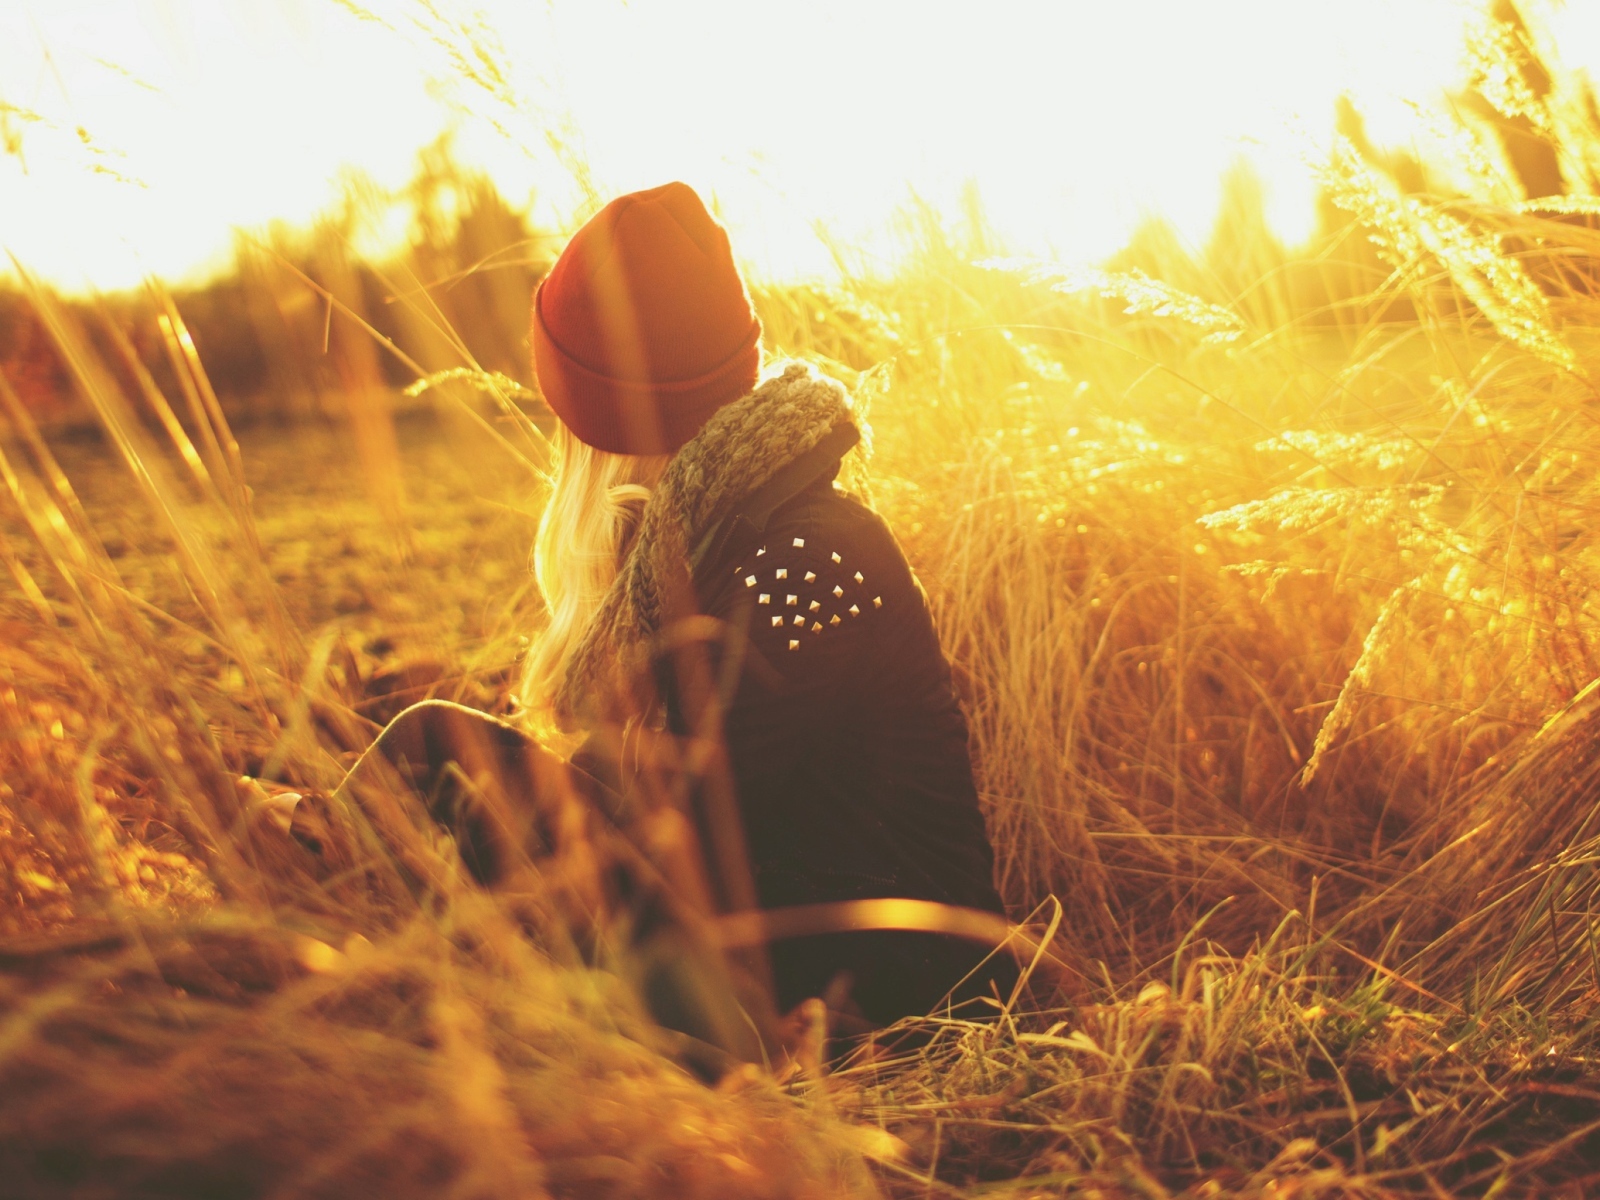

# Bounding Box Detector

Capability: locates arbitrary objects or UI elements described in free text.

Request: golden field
[9,5,1600,1196]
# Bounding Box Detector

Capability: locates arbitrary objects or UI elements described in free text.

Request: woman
[326,182,1015,1057]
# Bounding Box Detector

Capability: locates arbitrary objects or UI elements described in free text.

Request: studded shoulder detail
[732,535,884,653]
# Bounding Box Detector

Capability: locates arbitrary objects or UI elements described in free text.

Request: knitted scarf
[557,360,856,725]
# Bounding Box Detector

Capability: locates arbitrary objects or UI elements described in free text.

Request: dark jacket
[672,458,1014,1026]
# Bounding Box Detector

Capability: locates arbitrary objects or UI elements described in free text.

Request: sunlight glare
[0,0,1551,290]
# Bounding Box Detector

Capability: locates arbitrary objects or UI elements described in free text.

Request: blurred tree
[1203,159,1293,330]
[0,289,77,423]
[395,133,550,381]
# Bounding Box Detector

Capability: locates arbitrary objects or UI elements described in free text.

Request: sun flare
[5,0,1574,290]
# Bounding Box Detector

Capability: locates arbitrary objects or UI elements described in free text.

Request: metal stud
[788,639,800,651]
[809,600,821,612]
[771,615,783,628]
[873,596,883,608]
[849,604,860,616]
[793,537,805,548]
[804,571,816,583]
[775,568,788,580]
[758,593,770,605]
[830,614,841,626]
[793,614,805,626]
[756,547,766,556]
[745,575,757,587]
[786,594,798,606]
[831,552,842,564]
[854,571,864,584]
[811,621,823,633]
[832,585,844,598]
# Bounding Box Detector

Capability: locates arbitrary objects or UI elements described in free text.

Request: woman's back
[685,471,1013,1024]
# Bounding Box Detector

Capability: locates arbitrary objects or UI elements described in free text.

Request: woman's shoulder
[701,482,917,665]
[774,482,909,569]
[748,482,915,598]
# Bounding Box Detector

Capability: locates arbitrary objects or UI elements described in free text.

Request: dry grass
[12,3,1600,1195]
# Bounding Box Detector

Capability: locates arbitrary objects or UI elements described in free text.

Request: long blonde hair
[518,423,669,740]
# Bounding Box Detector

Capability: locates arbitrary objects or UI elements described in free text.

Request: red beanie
[530,182,762,455]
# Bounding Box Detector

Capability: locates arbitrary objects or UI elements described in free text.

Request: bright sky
[2,0,1595,291]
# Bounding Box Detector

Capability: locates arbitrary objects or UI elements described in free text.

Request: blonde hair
[518,423,669,740]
